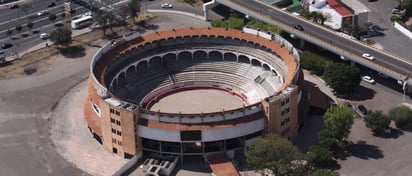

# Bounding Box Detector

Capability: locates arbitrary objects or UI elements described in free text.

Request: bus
[71,15,93,29]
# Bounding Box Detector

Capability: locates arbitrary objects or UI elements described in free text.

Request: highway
[219,0,412,85]
[0,0,90,59]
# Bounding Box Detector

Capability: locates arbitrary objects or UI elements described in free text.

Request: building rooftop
[327,0,352,17]
[341,0,369,14]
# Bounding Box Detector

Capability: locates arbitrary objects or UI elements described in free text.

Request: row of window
[111,128,122,136]
[281,107,290,116]
[110,108,121,116]
[112,138,123,146]
[280,117,290,126]
[281,127,290,136]
[280,97,290,106]
[110,118,121,126]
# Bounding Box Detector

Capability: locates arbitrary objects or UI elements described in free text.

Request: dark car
[1,43,13,49]
[358,105,368,115]
[8,4,19,9]
[48,2,56,7]
[294,24,304,31]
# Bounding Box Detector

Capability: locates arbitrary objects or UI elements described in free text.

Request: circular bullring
[85,27,301,159]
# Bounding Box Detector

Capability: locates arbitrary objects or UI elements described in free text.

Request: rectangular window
[281,101,285,106]
[281,120,285,126]
[116,120,121,126]
[286,98,290,103]
[111,128,116,134]
[111,118,115,123]
[281,110,285,116]
[286,117,290,123]
[115,111,120,116]
[112,138,117,143]
[110,108,115,114]
[118,141,122,146]
[117,130,122,136]
[286,107,290,113]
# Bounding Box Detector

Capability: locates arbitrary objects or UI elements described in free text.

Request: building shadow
[345,140,384,160]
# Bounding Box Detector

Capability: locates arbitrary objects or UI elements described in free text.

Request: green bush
[389,106,412,129]
[211,19,226,28]
[390,15,402,22]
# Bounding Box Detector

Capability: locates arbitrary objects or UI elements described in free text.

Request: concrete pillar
[350,61,356,67]
[299,39,305,49]
[203,0,218,21]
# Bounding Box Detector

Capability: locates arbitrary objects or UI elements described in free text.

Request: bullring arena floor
[149,89,247,113]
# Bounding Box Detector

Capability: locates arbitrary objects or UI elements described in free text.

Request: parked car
[358,105,368,115]
[48,2,56,7]
[37,10,49,16]
[362,75,375,84]
[1,43,13,49]
[40,33,50,39]
[161,3,173,8]
[294,24,304,31]
[362,53,375,61]
[8,4,19,9]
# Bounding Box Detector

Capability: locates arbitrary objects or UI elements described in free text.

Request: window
[118,141,122,146]
[286,107,290,113]
[116,120,121,126]
[286,98,290,103]
[286,117,290,123]
[113,147,118,153]
[281,120,285,126]
[117,130,122,136]
[281,101,285,106]
[281,110,285,116]
[112,138,117,143]
[115,111,120,116]
[111,118,115,124]
[110,108,115,114]
[111,128,116,134]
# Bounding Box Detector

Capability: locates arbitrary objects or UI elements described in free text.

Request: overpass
[204,0,412,93]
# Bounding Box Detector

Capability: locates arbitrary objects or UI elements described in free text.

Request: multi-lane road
[217,0,412,86]
[0,0,90,59]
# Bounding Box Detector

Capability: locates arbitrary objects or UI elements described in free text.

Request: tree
[323,104,355,140]
[49,27,72,48]
[117,5,130,22]
[20,3,32,16]
[246,134,302,176]
[129,0,141,24]
[310,169,339,176]
[95,10,114,36]
[364,110,391,132]
[318,129,342,150]
[49,13,57,23]
[323,63,361,95]
[305,145,333,167]
[7,29,13,38]
[27,22,33,31]
[400,0,412,16]
[15,25,22,33]
[389,105,412,129]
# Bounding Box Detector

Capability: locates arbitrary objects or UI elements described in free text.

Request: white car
[40,33,49,39]
[362,53,374,61]
[37,10,48,16]
[161,3,173,8]
[362,76,375,84]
